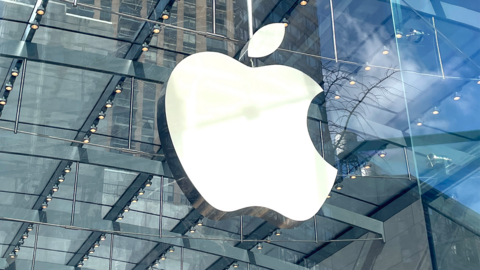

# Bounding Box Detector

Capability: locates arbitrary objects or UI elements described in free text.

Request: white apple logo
[157,23,337,228]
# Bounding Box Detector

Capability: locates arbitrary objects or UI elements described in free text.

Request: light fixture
[77,262,84,267]
[22,232,28,239]
[334,183,343,190]
[41,201,48,209]
[145,177,153,187]
[105,99,113,108]
[64,165,71,173]
[154,259,160,266]
[477,79,480,85]
[14,246,20,252]
[453,92,461,101]
[281,18,289,27]
[327,193,331,199]
[5,82,13,91]
[364,163,371,169]
[123,205,130,212]
[131,195,138,203]
[232,262,239,268]
[100,234,106,241]
[153,24,161,34]
[395,30,403,39]
[89,247,95,254]
[365,62,371,71]
[83,255,89,261]
[160,253,166,260]
[416,118,423,126]
[9,252,16,259]
[141,43,149,52]
[382,46,389,55]
[349,77,356,85]
[98,111,106,120]
[52,184,59,192]
[83,135,90,144]
[300,0,308,5]
[161,10,170,20]
[18,239,24,245]
[117,213,124,220]
[30,20,39,30]
[334,91,340,100]
[350,174,357,179]
[168,246,175,253]
[265,235,272,243]
[11,68,19,77]
[274,229,281,236]
[58,175,65,183]
[90,124,97,133]
[0,98,7,105]
[27,224,33,232]
[94,241,100,248]
[197,217,204,226]
[431,106,440,115]
[189,226,196,233]
[36,6,45,15]
[114,85,122,94]
[256,243,263,250]
[378,150,386,158]
[138,188,145,196]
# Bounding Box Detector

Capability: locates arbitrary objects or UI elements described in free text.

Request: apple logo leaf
[247,23,285,58]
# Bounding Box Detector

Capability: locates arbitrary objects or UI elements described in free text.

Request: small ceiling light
[161,10,170,20]
[334,183,343,190]
[89,247,95,254]
[364,164,371,169]
[365,62,371,71]
[114,85,123,94]
[145,178,153,187]
[52,184,59,192]
[100,234,106,241]
[0,98,7,105]
[18,239,24,245]
[5,82,13,91]
[105,100,113,108]
[36,6,45,15]
[350,174,357,179]
[378,150,386,158]
[83,135,90,144]
[168,246,175,253]
[77,262,84,267]
[64,165,71,173]
[281,18,289,27]
[416,118,423,126]
[138,188,145,196]
[431,106,440,115]
[256,243,263,250]
[46,194,53,202]
[160,253,166,260]
[11,68,19,77]
[98,111,106,120]
[453,92,461,101]
[154,259,160,266]
[90,124,97,133]
[153,24,161,34]
[83,255,89,261]
[349,77,356,85]
[395,30,403,39]
[30,20,39,30]
[265,235,272,243]
[14,246,20,252]
[189,226,196,233]
[131,195,138,203]
[94,241,100,248]
[58,175,65,183]
[300,0,308,5]
[382,46,389,55]
[22,232,28,239]
[477,79,480,85]
[117,213,124,220]
[41,201,48,209]
[197,217,204,226]
[274,229,281,236]
[334,91,340,100]
[9,252,16,259]
[123,205,130,212]
[232,262,239,268]
[327,193,331,199]
[27,224,34,232]
[141,43,149,52]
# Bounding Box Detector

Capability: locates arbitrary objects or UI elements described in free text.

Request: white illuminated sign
[158,24,337,228]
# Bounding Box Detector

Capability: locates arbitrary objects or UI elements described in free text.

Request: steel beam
[131,243,171,270]
[170,209,203,235]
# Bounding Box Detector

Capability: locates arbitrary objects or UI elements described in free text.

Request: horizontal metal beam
[171,209,203,235]
[0,40,172,84]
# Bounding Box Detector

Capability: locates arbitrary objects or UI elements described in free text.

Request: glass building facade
[0,0,478,269]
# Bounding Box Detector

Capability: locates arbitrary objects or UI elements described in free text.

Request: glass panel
[0,0,35,21]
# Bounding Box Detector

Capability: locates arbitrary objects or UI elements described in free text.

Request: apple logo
[157,23,337,229]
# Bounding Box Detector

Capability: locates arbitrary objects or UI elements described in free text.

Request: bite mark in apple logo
[157,23,338,229]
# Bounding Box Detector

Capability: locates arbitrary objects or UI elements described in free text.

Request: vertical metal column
[313,215,318,243]
[31,224,40,270]
[212,0,216,34]
[128,78,135,149]
[109,234,114,270]
[329,0,338,62]
[159,176,164,238]
[319,121,325,158]
[70,162,80,226]
[404,147,412,181]
[432,17,445,79]
[14,60,27,134]
[180,247,184,270]
[246,0,253,38]
[240,216,243,243]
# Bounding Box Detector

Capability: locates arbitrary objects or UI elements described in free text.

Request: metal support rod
[181,247,184,270]
[329,0,338,62]
[319,121,325,158]
[31,224,40,270]
[313,215,318,243]
[404,147,412,181]
[128,78,134,149]
[13,60,27,134]
[73,0,77,7]
[70,162,80,226]
[247,263,250,270]
[159,176,164,238]
[109,234,114,270]
[240,215,243,243]
[246,0,253,38]
[212,0,216,34]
